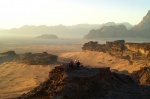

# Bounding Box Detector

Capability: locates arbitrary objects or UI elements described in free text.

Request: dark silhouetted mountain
[84,10,150,39]
[84,25,129,39]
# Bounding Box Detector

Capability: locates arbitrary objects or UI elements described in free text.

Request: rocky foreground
[16,65,150,99]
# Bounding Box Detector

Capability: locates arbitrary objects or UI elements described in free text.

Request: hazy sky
[0,0,149,29]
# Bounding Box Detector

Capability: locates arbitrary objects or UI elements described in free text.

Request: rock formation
[0,51,58,65]
[16,65,150,99]
[18,52,58,65]
[0,51,19,63]
[36,34,59,39]
[82,40,150,64]
[84,25,128,39]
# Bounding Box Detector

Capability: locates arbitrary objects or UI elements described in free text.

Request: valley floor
[0,51,146,99]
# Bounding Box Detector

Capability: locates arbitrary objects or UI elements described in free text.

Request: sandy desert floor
[0,51,146,99]
[0,62,58,99]
[0,38,148,99]
[59,51,146,73]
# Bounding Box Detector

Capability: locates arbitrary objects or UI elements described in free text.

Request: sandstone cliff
[82,40,150,65]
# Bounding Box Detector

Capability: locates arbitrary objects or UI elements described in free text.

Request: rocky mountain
[100,22,133,29]
[84,10,150,39]
[84,25,129,39]
[134,10,150,37]
[0,23,132,38]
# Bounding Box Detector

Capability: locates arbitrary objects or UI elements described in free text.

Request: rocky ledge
[17,65,150,99]
[82,40,150,65]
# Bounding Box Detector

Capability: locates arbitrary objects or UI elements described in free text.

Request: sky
[0,0,150,29]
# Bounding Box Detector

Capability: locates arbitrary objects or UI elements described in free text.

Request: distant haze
[0,23,133,38]
[0,0,150,29]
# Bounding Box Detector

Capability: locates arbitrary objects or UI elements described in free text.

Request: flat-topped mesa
[0,50,17,56]
[18,52,58,65]
[17,65,135,99]
[82,40,150,61]
[82,41,106,52]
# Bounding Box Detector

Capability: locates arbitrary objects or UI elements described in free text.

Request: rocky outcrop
[0,51,58,65]
[131,67,150,85]
[18,52,58,65]
[16,65,150,99]
[0,51,19,63]
[82,40,150,64]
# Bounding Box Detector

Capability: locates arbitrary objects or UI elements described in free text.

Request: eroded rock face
[18,52,58,65]
[17,65,150,99]
[131,67,150,85]
[82,40,150,63]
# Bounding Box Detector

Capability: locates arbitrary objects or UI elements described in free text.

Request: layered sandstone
[82,40,150,65]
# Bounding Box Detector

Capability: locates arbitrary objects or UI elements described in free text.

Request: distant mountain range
[2,10,150,39]
[84,10,150,39]
[0,22,133,38]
